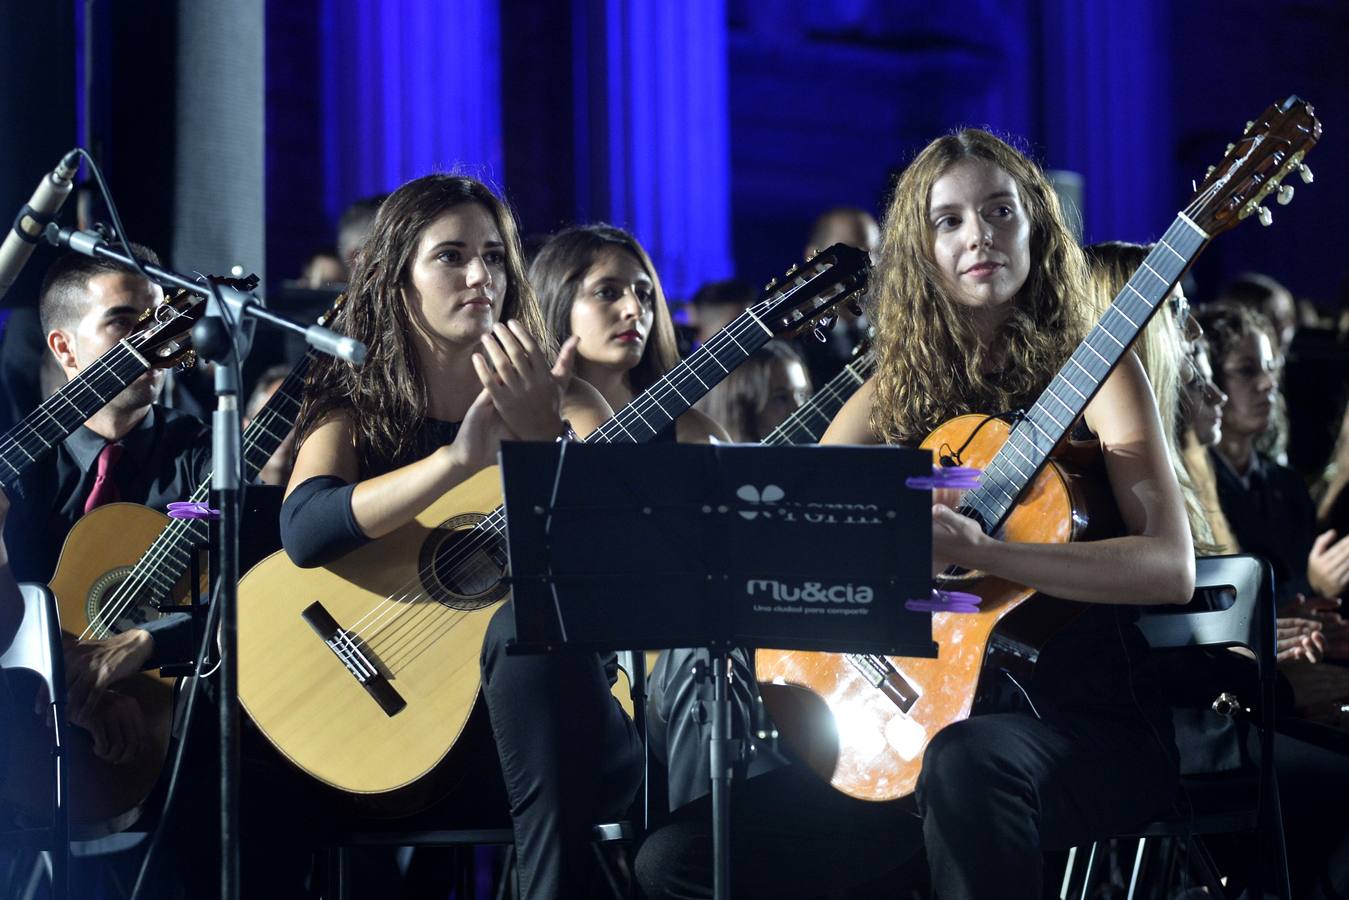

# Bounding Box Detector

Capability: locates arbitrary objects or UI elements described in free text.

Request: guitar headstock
[1188,95,1321,236]
[130,274,260,370]
[316,292,346,329]
[749,243,871,339]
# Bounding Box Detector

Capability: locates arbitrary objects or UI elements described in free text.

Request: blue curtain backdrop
[260,0,1344,303]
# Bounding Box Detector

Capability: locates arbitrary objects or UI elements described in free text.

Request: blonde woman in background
[1082,241,1222,553]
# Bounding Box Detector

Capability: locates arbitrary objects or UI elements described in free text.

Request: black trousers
[479,602,644,900]
[638,647,1178,900]
[917,709,1177,899]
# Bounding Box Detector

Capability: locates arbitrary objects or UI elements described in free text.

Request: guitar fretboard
[0,341,148,489]
[763,350,875,446]
[587,310,777,445]
[959,215,1209,533]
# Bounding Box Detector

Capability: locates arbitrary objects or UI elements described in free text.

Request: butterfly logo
[736,484,785,520]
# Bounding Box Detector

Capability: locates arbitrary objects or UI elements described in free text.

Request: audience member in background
[1212,273,1301,464]
[687,277,755,348]
[243,363,298,486]
[696,340,811,442]
[804,206,881,262]
[1175,327,1349,900]
[1176,338,1240,554]
[1200,305,1336,604]
[796,206,879,386]
[336,193,388,275]
[300,246,346,289]
[1215,272,1298,353]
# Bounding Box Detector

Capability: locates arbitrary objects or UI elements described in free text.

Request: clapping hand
[1307,529,1349,599]
[473,322,577,441]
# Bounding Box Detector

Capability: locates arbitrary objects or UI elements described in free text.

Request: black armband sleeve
[279,475,370,568]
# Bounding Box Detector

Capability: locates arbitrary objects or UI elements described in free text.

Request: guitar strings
[0,342,141,467]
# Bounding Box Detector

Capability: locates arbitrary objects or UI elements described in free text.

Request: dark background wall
[1,0,1345,311]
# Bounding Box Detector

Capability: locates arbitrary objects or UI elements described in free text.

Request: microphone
[0,149,81,300]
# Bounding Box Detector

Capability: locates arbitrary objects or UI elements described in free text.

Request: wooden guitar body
[50,502,203,658]
[237,467,505,810]
[32,502,186,833]
[755,413,1112,802]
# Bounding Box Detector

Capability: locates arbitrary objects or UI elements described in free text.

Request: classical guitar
[3,295,331,835]
[235,244,870,809]
[756,97,1322,803]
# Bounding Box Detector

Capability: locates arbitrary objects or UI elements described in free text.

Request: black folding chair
[0,582,71,900]
[1061,554,1291,900]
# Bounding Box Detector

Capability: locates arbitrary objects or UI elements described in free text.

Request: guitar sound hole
[419,515,510,611]
[87,567,170,638]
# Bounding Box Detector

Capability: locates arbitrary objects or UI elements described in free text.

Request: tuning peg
[846,299,864,318]
[1256,206,1273,227]
[1277,184,1295,205]
[1245,120,1254,131]
[785,264,799,277]
[1225,143,1235,153]
[1299,164,1314,184]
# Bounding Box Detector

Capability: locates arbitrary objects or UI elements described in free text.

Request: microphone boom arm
[45,224,366,367]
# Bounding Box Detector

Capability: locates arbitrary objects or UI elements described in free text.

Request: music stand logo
[734,483,884,526]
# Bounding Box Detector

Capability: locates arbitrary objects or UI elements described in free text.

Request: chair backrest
[1134,555,1272,667]
[0,582,66,701]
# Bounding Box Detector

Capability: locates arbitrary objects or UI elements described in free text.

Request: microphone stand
[45,224,365,900]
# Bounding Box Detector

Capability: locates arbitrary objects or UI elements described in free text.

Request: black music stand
[500,441,937,899]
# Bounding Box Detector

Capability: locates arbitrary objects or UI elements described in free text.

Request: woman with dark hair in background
[529,223,726,444]
[281,175,643,900]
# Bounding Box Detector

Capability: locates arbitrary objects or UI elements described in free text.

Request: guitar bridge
[301,601,406,717]
[846,654,920,714]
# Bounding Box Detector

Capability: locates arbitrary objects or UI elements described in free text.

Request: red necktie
[83,442,125,515]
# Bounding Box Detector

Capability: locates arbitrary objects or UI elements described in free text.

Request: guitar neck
[585,309,777,445]
[0,341,149,489]
[122,352,314,604]
[962,215,1209,533]
[763,350,876,446]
